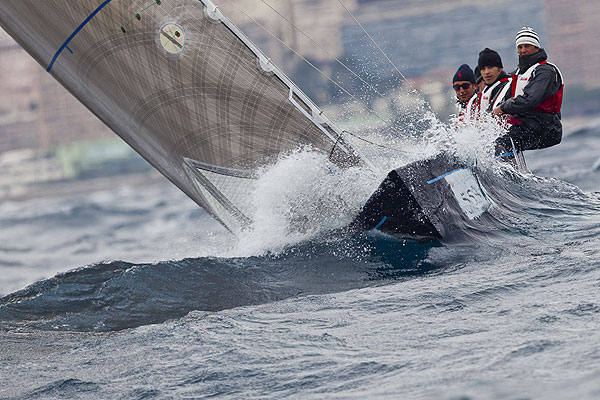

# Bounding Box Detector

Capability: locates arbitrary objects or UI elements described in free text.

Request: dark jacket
[484,71,510,113]
[500,49,562,144]
[457,97,469,110]
[457,88,479,110]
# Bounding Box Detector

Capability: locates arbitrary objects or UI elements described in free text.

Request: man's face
[518,44,539,57]
[453,81,476,102]
[481,66,502,85]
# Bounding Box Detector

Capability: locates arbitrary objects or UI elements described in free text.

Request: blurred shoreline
[0,169,168,204]
[1,114,598,205]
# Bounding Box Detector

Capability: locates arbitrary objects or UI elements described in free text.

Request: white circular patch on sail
[159,23,184,54]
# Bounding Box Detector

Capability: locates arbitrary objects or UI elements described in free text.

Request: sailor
[492,27,564,155]
[464,66,484,120]
[477,48,511,116]
[452,64,477,112]
[474,66,485,94]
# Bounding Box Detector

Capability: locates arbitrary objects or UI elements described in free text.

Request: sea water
[0,119,599,399]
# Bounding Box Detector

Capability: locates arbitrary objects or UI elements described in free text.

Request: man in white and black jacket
[477,48,511,115]
[492,27,564,156]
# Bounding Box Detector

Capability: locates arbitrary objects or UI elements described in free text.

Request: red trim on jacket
[511,61,563,115]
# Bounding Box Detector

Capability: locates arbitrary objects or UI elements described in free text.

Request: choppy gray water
[1,121,599,399]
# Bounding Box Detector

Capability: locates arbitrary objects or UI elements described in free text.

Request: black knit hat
[452,64,475,84]
[478,48,503,69]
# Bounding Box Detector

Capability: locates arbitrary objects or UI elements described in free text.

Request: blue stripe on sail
[496,152,515,158]
[427,168,465,185]
[46,0,113,72]
[427,151,520,185]
[374,216,387,229]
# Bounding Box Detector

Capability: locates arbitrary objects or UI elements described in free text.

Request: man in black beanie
[477,48,511,116]
[452,64,477,110]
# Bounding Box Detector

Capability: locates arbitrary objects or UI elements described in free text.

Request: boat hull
[351,152,498,241]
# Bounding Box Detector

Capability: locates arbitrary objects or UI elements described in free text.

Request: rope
[343,130,409,153]
[335,0,434,113]
[259,0,386,98]
[224,0,407,140]
[335,0,408,82]
[230,4,361,102]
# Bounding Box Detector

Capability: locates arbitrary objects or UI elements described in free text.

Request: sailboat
[0,0,496,241]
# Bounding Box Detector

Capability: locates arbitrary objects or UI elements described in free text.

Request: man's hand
[492,105,503,116]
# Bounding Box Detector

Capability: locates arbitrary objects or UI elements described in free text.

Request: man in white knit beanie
[492,27,564,158]
[515,26,541,49]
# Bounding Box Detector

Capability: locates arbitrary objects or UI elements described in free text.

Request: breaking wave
[1,118,599,334]
[0,234,441,332]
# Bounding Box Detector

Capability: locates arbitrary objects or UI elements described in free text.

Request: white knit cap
[516,27,541,48]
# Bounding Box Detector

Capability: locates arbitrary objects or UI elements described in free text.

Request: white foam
[227,113,513,256]
[232,148,382,256]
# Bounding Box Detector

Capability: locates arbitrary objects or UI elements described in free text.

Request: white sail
[0,0,364,232]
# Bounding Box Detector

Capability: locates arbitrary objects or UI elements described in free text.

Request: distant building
[35,71,113,150]
[220,0,352,63]
[344,0,544,80]
[0,29,40,151]
[0,0,598,158]
[0,28,112,154]
[544,0,600,89]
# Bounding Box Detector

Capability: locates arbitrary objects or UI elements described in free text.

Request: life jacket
[510,61,564,114]
[464,92,481,121]
[479,77,511,117]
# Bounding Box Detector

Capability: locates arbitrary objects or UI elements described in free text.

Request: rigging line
[228,4,359,102]
[224,0,407,140]
[259,0,385,98]
[335,0,434,114]
[342,130,409,153]
[335,0,409,84]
